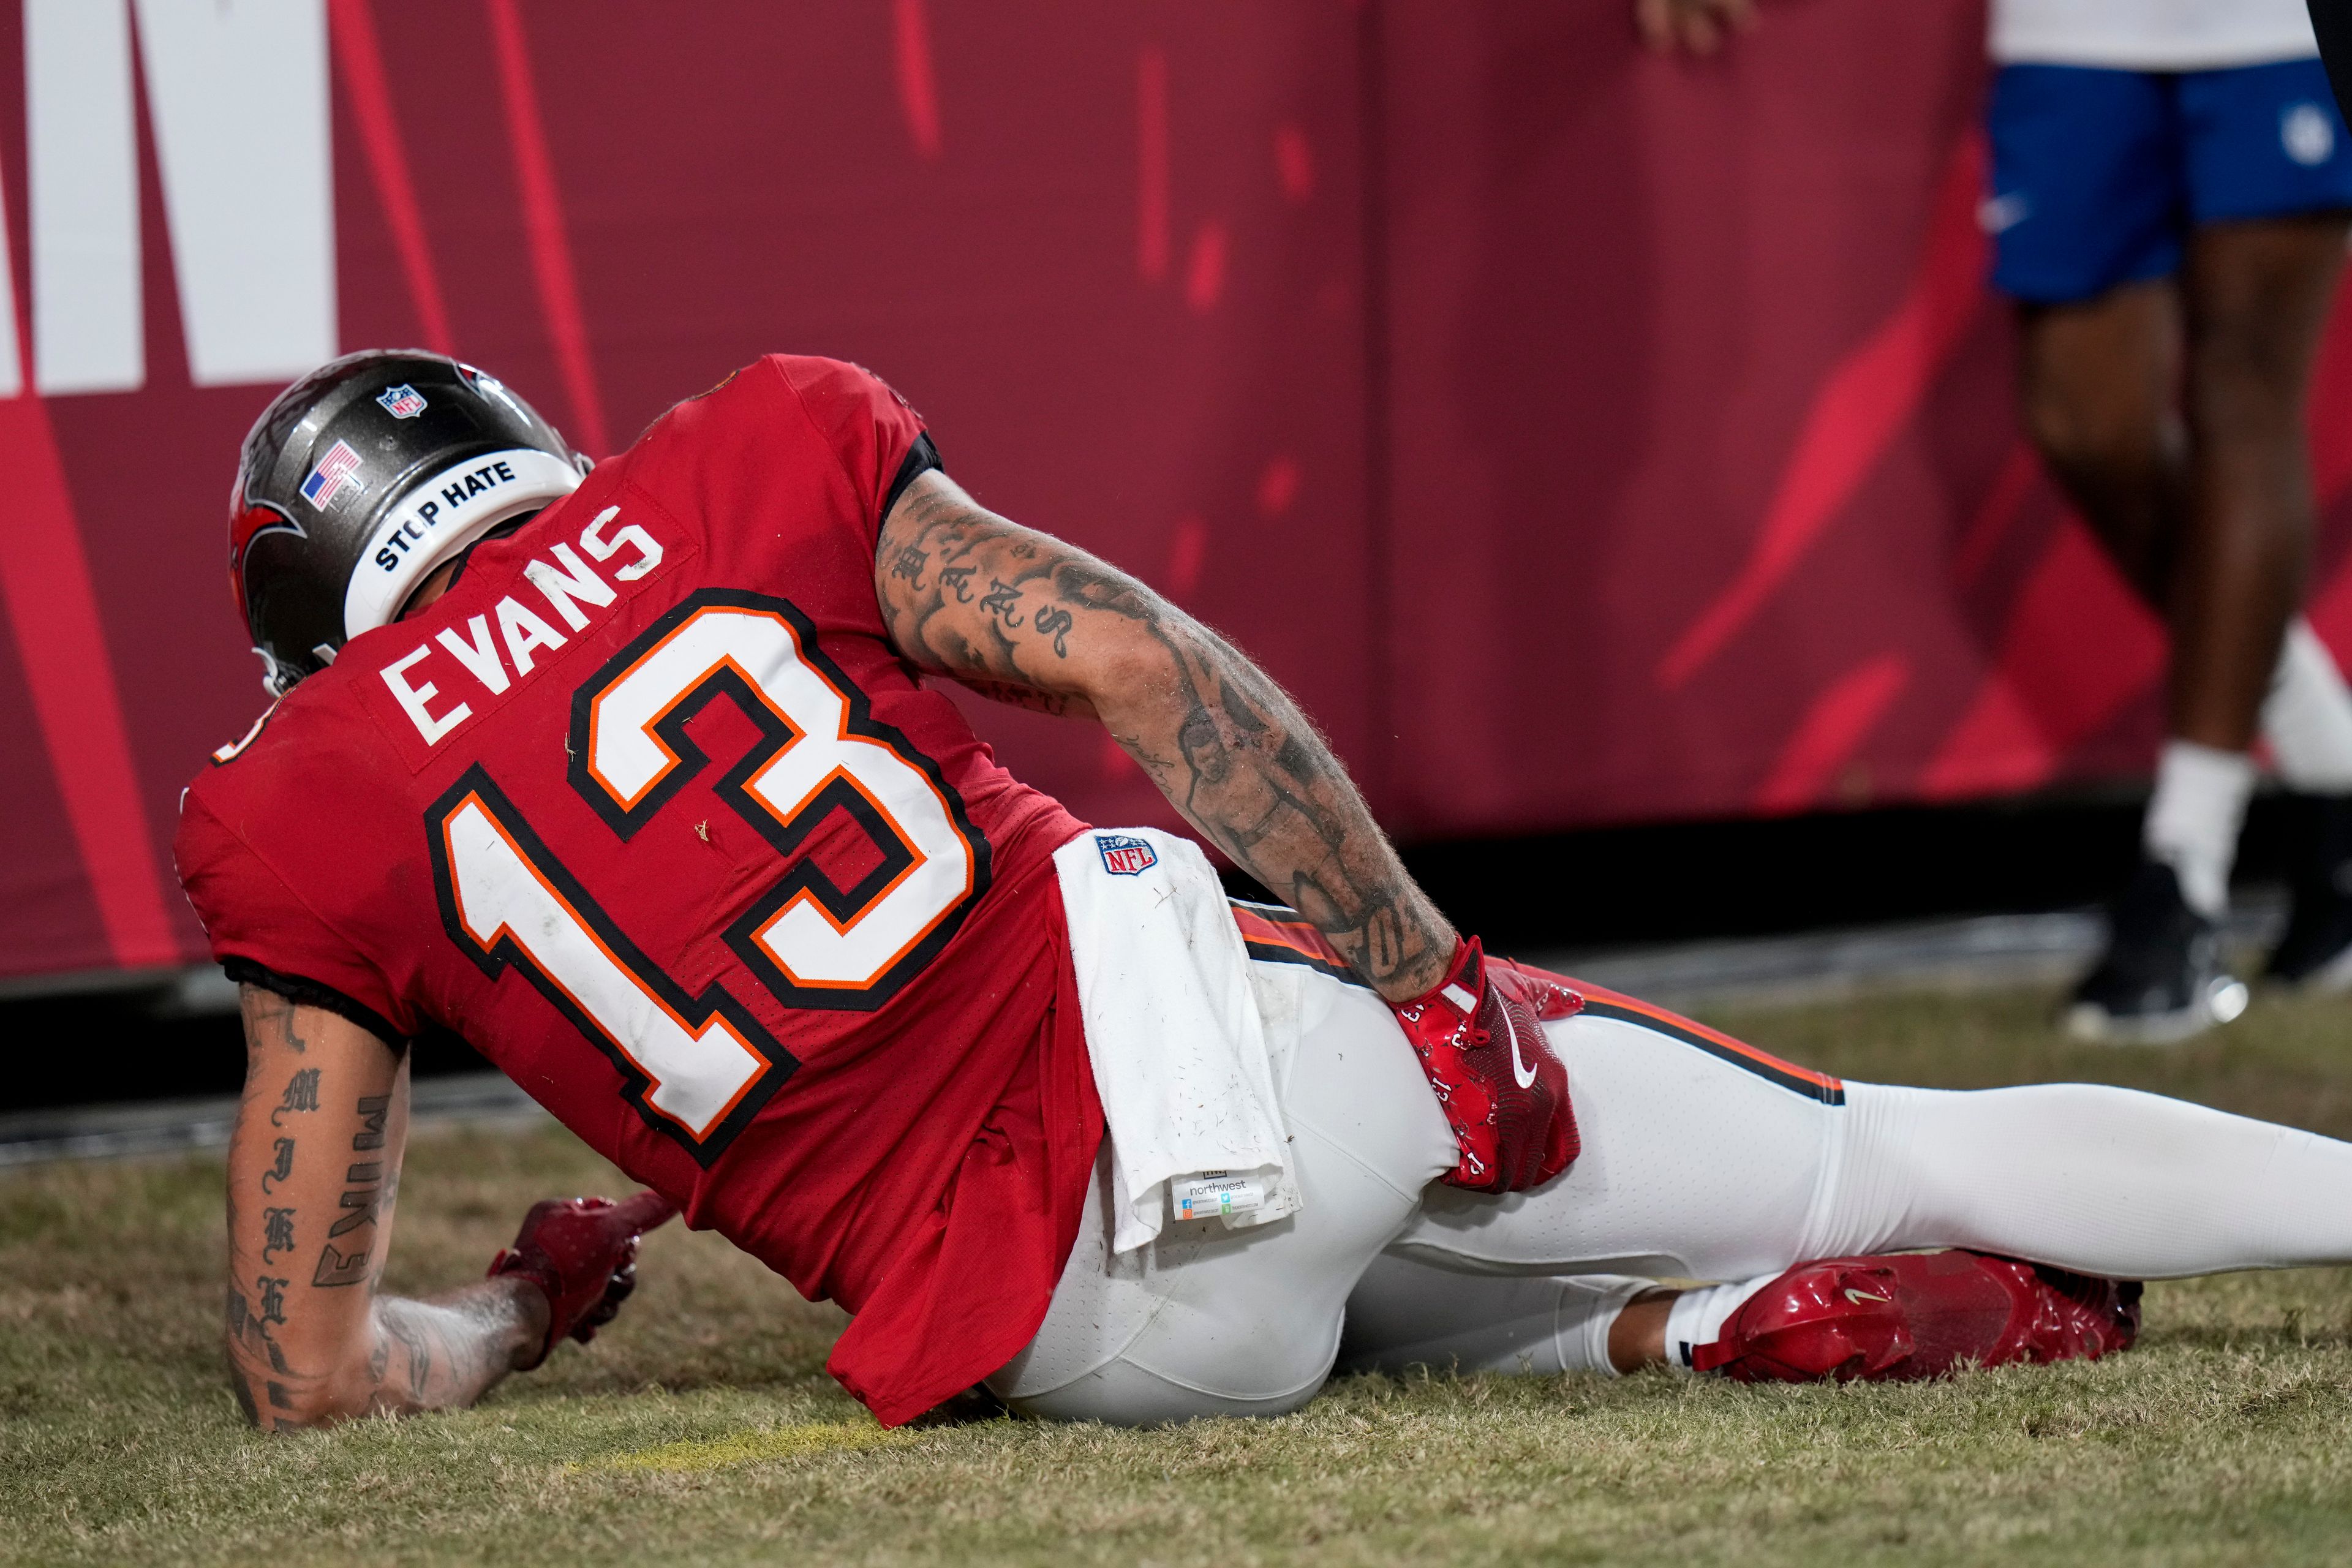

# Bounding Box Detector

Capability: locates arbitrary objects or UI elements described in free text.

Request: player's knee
[2018,374,2169,494]
[2187,318,2314,446]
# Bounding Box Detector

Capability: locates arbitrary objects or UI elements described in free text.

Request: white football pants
[987,961,2352,1424]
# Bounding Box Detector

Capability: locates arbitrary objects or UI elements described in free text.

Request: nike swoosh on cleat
[1843,1287,1891,1305]
[1504,1009,1539,1089]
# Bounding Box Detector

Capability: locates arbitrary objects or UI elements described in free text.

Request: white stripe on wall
[27,0,141,395]
[132,0,335,386]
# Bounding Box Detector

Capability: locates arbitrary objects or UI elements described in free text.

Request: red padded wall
[4,0,2350,981]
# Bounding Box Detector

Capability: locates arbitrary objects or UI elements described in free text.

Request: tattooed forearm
[225,987,540,1431]
[230,1281,540,1429]
[1123,624,1452,997]
[354,1283,541,1417]
[944,675,1098,720]
[875,472,1457,1000]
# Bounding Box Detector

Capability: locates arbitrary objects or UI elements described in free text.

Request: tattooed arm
[223,986,547,1429]
[873,470,1458,1001]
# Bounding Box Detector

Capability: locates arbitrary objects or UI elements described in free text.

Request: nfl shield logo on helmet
[1095,834,1158,876]
[375,383,428,419]
[298,440,365,510]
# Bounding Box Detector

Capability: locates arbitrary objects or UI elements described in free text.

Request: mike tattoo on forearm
[875,472,1457,1002]
[224,988,548,1429]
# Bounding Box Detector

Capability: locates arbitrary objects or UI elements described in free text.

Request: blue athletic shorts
[1986,57,2352,304]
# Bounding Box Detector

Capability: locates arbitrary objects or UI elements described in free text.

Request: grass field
[9,982,2352,1566]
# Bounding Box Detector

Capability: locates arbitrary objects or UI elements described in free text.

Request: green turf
[8,983,2352,1566]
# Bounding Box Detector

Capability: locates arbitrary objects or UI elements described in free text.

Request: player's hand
[487,1191,680,1370]
[1389,939,1583,1192]
[1634,0,1757,56]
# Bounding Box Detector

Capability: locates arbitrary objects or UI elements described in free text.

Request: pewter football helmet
[227,350,587,694]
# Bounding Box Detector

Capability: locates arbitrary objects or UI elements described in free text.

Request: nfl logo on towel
[298,440,364,509]
[376,383,428,419]
[1096,834,1157,876]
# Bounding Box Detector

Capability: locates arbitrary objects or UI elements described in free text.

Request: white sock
[2144,740,2256,918]
[2263,619,2352,795]
[1337,1263,1654,1379]
[1662,1275,1774,1373]
[1565,1277,1656,1378]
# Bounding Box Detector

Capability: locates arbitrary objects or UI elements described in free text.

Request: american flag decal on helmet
[298,440,364,509]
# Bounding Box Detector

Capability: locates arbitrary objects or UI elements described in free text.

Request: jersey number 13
[426,590,990,1163]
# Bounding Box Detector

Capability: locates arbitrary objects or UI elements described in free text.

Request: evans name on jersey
[380,504,665,746]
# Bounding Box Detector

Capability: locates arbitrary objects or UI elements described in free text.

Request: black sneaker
[2267,794,2352,991]
[2065,860,2248,1044]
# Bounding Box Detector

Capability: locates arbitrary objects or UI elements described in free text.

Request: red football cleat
[1389,938,1584,1192]
[1692,1249,2141,1382]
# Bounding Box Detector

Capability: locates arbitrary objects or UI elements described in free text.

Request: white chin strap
[341,447,584,638]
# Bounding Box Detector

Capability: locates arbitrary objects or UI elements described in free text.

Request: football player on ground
[186,352,2352,1429]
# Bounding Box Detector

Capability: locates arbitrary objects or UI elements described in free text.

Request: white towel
[1054,827,1300,1255]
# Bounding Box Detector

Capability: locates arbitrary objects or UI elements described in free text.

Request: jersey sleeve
[768,355,941,548]
[175,791,416,1042]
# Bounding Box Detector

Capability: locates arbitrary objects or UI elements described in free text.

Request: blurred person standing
[1642,0,2352,1041]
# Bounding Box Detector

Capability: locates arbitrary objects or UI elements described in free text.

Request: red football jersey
[178,355,1103,1425]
